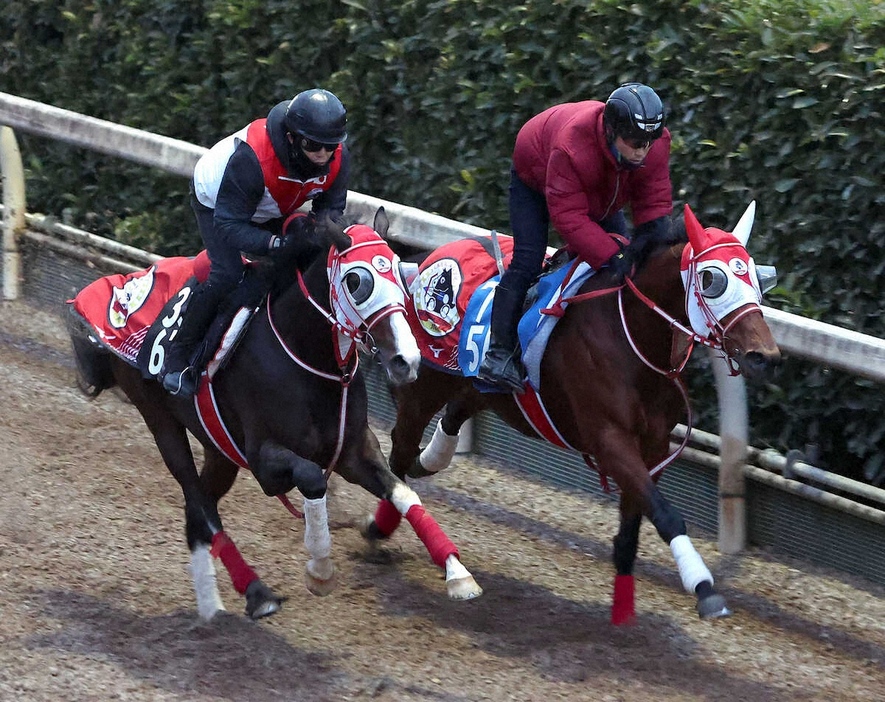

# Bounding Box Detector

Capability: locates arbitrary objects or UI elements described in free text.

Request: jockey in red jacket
[161,88,351,397]
[478,83,673,393]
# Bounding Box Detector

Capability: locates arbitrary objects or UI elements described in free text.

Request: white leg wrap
[303,496,332,561]
[190,544,225,620]
[670,534,713,594]
[419,419,460,473]
[390,482,421,515]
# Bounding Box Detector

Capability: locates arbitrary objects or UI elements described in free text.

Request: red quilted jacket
[512,101,672,269]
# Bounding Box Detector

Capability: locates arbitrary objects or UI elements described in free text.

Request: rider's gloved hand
[606,239,635,283]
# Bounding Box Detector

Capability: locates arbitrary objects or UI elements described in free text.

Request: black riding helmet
[603,83,664,144]
[284,88,348,144]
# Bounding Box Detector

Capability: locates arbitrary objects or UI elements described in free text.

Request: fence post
[710,349,748,553]
[1,126,25,300]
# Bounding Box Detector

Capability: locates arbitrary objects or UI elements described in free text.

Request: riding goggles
[301,137,339,153]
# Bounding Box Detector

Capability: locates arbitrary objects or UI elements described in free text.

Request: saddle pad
[69,252,210,366]
[407,235,596,389]
[520,259,593,389]
[408,235,513,373]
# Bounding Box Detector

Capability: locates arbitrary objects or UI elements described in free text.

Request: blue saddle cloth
[458,261,594,390]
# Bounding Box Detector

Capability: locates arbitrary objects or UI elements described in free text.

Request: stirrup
[161,366,198,397]
[477,351,525,394]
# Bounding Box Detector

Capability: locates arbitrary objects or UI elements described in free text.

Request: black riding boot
[477,280,527,393]
[160,282,222,397]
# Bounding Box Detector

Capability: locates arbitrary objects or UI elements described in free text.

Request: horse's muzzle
[738,348,782,381]
[386,353,420,386]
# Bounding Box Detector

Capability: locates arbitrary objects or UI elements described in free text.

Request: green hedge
[2,0,884,482]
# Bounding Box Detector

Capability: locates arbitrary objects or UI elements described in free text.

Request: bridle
[550,239,764,479]
[266,233,408,485]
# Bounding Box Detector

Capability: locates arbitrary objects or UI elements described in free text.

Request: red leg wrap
[611,574,636,625]
[210,531,258,595]
[405,504,458,569]
[373,499,402,536]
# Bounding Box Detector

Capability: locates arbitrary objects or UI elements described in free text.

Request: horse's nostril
[741,350,781,379]
[387,355,418,385]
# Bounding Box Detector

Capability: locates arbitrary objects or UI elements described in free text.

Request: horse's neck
[631,243,687,322]
[264,257,337,367]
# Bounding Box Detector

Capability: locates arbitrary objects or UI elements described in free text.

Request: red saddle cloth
[408,235,513,371]
[69,251,211,364]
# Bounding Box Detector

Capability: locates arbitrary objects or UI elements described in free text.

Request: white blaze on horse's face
[680,201,772,339]
[328,224,421,379]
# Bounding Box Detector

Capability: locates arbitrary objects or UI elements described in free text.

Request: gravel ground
[1,298,884,702]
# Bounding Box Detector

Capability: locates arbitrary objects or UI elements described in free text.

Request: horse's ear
[683,203,709,251]
[730,200,756,246]
[318,211,352,251]
[373,207,390,239]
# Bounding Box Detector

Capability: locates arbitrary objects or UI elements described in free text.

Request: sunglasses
[301,137,338,153]
[623,137,654,150]
[624,139,654,149]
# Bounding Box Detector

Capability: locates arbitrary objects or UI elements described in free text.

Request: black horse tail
[66,306,115,398]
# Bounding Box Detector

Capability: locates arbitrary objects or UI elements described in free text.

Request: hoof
[406,460,435,479]
[244,580,286,620]
[360,515,388,541]
[305,558,337,597]
[447,575,483,600]
[697,593,732,619]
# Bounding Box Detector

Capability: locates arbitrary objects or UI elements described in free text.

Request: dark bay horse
[378,202,781,623]
[67,208,482,621]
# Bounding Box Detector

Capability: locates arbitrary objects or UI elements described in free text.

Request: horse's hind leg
[347,428,482,601]
[200,448,285,619]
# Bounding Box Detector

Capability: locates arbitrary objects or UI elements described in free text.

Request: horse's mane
[629,213,687,275]
[266,214,355,297]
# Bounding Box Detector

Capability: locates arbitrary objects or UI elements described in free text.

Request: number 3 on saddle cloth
[68,251,265,392]
[407,235,595,452]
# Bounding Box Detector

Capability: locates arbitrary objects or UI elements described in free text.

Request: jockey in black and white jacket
[160,88,351,397]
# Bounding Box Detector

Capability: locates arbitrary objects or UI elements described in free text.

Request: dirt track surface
[1,298,885,702]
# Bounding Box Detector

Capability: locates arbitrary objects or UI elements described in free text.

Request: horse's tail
[65,306,115,398]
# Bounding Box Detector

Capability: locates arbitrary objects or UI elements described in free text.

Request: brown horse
[67,208,482,621]
[375,202,781,623]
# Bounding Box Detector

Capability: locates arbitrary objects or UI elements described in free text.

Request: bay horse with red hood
[67,208,482,621]
[373,201,781,623]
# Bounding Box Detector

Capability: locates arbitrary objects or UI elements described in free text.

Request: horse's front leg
[611,491,643,625]
[600,437,730,621]
[645,487,730,619]
[255,440,337,597]
[348,428,483,601]
[389,372,468,480]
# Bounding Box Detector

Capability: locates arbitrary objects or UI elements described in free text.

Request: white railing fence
[3,91,885,560]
